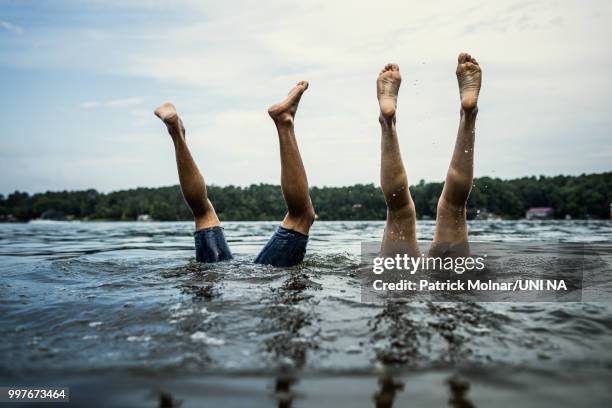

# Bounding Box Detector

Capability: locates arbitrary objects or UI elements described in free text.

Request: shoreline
[2,218,609,224]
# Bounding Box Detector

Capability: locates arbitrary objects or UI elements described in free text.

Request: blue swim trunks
[193,225,308,267]
[254,226,309,267]
[194,226,233,263]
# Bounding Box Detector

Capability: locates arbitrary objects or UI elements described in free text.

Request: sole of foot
[154,102,185,137]
[456,52,482,112]
[268,81,309,125]
[377,63,401,122]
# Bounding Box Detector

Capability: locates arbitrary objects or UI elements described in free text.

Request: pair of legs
[154,82,315,266]
[377,53,482,257]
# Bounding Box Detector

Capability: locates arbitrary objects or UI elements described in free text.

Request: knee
[192,199,214,218]
[284,204,315,235]
[194,200,221,229]
[437,197,467,218]
[387,201,416,223]
[290,204,316,226]
[446,168,471,186]
[301,204,316,226]
[443,169,473,205]
[383,185,411,212]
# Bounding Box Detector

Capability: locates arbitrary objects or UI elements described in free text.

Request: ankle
[273,113,295,128]
[379,114,396,130]
[168,128,185,144]
[461,106,478,121]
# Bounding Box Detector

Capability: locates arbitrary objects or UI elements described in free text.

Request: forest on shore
[1,172,610,222]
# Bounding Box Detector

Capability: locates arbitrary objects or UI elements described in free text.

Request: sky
[0,0,611,194]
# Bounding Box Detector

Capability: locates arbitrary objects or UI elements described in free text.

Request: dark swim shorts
[254,226,309,267]
[193,225,308,267]
[194,226,233,263]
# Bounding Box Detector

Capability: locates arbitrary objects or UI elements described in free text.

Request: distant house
[137,214,153,222]
[471,208,502,220]
[526,207,554,220]
[0,214,17,222]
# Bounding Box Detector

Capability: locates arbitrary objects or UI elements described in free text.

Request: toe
[458,52,469,63]
[464,62,478,72]
[299,80,309,90]
[390,63,400,71]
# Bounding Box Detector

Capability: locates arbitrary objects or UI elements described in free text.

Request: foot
[154,102,185,139]
[377,63,401,123]
[268,81,309,125]
[456,53,482,112]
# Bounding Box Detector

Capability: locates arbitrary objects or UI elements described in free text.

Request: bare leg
[267,81,316,235]
[431,53,482,253]
[377,64,419,256]
[154,103,220,231]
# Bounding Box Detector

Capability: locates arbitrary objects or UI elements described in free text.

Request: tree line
[1,172,610,222]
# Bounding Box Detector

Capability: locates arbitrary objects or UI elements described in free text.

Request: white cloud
[1,0,611,192]
[79,97,144,109]
[105,97,144,107]
[0,20,24,35]
[79,101,100,109]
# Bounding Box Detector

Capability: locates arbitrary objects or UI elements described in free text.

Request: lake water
[1,220,611,407]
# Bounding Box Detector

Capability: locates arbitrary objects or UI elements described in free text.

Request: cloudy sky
[0,0,610,194]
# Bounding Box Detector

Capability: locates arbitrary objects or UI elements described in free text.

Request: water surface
[1,220,611,407]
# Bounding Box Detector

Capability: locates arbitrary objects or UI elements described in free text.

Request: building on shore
[526,207,554,220]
